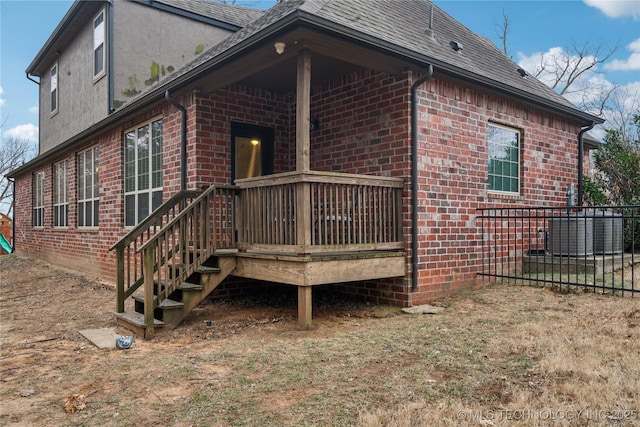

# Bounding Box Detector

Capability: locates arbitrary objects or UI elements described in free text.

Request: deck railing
[236,171,404,254]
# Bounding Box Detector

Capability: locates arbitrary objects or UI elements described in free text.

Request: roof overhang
[26,1,103,77]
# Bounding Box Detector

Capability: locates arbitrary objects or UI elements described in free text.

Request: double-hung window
[78,146,100,228]
[124,118,163,227]
[93,10,106,78]
[50,63,58,114]
[53,160,68,227]
[33,171,45,227]
[488,124,520,194]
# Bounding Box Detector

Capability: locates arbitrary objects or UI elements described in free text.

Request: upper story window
[124,118,163,227]
[50,63,58,115]
[53,160,69,228]
[78,146,100,228]
[488,123,520,194]
[93,9,106,79]
[33,171,45,227]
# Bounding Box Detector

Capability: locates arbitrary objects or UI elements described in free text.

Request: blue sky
[1,0,639,145]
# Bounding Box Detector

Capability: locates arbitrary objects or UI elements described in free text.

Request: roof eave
[10,12,302,178]
[25,0,84,76]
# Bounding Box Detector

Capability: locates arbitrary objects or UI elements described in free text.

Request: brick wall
[409,75,582,305]
[12,68,585,307]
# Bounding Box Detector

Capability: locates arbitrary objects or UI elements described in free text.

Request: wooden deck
[111,171,407,337]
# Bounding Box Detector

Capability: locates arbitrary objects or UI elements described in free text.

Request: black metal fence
[477,206,639,295]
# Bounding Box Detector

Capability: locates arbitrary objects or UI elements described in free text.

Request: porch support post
[296,48,311,171]
[298,286,312,329]
[295,48,312,250]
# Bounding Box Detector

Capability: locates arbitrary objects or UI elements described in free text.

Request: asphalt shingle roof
[144,0,593,121]
[155,0,263,28]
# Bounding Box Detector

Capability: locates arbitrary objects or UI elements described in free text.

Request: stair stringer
[166,255,237,329]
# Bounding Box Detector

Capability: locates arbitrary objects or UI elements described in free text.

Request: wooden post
[295,49,312,252]
[298,286,312,329]
[116,247,125,313]
[143,246,155,339]
[296,48,311,172]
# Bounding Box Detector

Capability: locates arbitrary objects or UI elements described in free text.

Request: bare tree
[0,137,37,218]
[602,86,640,143]
[496,11,619,116]
[494,9,511,59]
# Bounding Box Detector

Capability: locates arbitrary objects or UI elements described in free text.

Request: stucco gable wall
[113,1,234,109]
[39,11,108,155]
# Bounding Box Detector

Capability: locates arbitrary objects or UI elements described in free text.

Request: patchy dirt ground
[1,253,639,427]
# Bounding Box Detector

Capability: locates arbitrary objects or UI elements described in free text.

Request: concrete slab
[402,305,445,315]
[78,328,118,349]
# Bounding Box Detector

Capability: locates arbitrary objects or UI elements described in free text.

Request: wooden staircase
[110,185,238,339]
[115,251,236,337]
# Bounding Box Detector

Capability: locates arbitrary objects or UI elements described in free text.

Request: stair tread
[197,265,221,273]
[178,282,203,291]
[115,311,164,327]
[132,295,184,309]
[215,248,239,256]
[159,298,184,309]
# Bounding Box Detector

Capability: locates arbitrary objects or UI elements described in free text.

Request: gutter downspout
[577,121,595,211]
[165,90,187,191]
[106,0,115,114]
[410,64,434,291]
[8,177,15,253]
[26,72,39,85]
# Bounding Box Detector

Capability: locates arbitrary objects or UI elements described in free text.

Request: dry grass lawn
[1,253,638,426]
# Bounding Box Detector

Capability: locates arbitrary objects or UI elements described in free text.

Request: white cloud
[29,105,39,114]
[4,124,39,142]
[604,38,640,71]
[0,86,4,107]
[517,47,640,139]
[517,47,614,107]
[584,0,640,19]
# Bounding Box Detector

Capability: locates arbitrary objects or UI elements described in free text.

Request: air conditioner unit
[548,215,593,256]
[592,211,623,254]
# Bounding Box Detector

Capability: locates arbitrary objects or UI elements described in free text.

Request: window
[53,160,68,227]
[50,63,58,114]
[33,171,45,227]
[78,146,100,228]
[124,118,163,227]
[488,124,520,194]
[93,10,106,78]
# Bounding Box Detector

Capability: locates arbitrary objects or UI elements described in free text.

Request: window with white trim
[488,123,520,194]
[33,171,45,227]
[78,146,100,228]
[124,118,163,227]
[50,63,58,114]
[93,10,106,78]
[53,160,68,227]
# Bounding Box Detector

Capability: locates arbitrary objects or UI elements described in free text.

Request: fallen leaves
[63,394,86,413]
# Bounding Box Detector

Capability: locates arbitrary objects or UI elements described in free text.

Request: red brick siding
[12,68,585,307]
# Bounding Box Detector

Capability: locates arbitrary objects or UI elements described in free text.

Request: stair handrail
[137,184,238,338]
[135,185,233,254]
[109,189,201,252]
[110,189,202,313]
